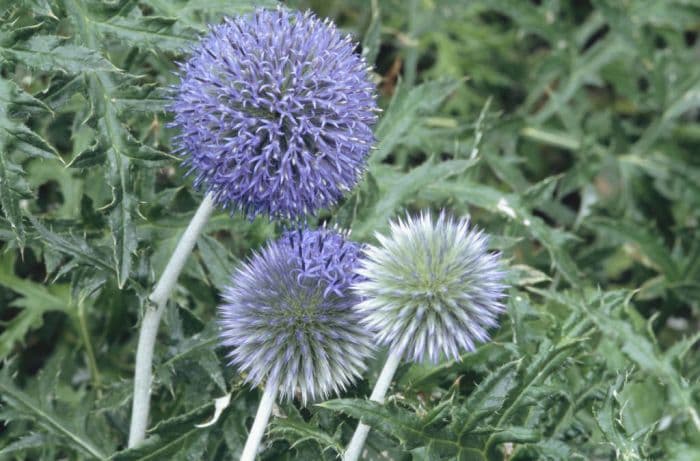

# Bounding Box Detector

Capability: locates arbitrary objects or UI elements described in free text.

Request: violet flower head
[171,9,378,220]
[354,211,508,363]
[218,228,373,403]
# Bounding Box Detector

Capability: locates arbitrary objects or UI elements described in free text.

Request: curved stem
[128,193,216,448]
[343,348,404,461]
[241,380,279,461]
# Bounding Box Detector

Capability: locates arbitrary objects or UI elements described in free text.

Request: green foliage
[1,0,699,460]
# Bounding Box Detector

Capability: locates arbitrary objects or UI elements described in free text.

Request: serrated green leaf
[588,217,679,280]
[28,215,113,272]
[109,400,218,461]
[1,35,118,73]
[0,433,48,457]
[0,116,59,159]
[0,253,71,359]
[0,370,106,460]
[399,342,514,391]
[353,157,477,239]
[429,180,581,284]
[371,79,462,164]
[197,234,234,291]
[594,376,645,460]
[0,77,51,113]
[320,399,458,454]
[105,147,137,288]
[92,14,196,52]
[0,152,25,245]
[452,361,519,434]
[269,418,344,454]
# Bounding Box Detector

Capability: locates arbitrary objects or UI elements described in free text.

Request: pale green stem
[241,380,279,461]
[343,348,404,461]
[77,296,101,391]
[128,193,216,447]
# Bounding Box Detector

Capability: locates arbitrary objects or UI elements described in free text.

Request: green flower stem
[76,296,101,391]
[241,379,279,461]
[128,193,216,448]
[343,348,404,461]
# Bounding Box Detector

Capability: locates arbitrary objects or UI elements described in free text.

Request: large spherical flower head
[172,9,378,220]
[354,212,507,363]
[218,228,373,403]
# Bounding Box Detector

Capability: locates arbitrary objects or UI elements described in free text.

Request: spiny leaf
[0,77,51,113]
[0,35,118,73]
[431,180,582,284]
[594,376,646,460]
[0,115,59,159]
[399,342,514,390]
[0,371,107,460]
[588,217,679,280]
[110,400,219,461]
[371,79,461,164]
[28,215,113,273]
[0,433,48,457]
[320,399,458,453]
[0,253,71,359]
[0,152,25,245]
[91,15,196,52]
[353,157,477,239]
[451,361,519,434]
[269,418,344,454]
[105,147,137,288]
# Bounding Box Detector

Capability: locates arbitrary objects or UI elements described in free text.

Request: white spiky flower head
[354,211,507,363]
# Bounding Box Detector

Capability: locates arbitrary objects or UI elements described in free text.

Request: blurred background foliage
[1,0,699,459]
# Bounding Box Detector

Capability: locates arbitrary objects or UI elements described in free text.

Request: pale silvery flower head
[218,228,373,403]
[171,8,378,221]
[354,212,507,363]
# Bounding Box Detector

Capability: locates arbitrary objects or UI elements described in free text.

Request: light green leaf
[0,153,25,245]
[109,400,219,461]
[0,370,106,460]
[1,35,118,73]
[320,399,458,454]
[28,215,113,272]
[353,157,477,239]
[371,79,461,164]
[588,217,679,280]
[92,15,196,52]
[0,254,71,359]
[269,418,344,454]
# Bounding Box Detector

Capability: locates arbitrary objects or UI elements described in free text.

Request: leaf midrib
[0,381,106,460]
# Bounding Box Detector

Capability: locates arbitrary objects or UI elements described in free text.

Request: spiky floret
[218,228,373,403]
[171,8,378,220]
[354,212,507,363]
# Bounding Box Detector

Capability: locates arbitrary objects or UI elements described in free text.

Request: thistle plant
[219,228,373,461]
[343,212,507,461]
[129,8,378,447]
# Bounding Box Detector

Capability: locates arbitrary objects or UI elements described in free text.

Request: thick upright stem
[343,349,404,461]
[128,194,216,448]
[241,380,279,461]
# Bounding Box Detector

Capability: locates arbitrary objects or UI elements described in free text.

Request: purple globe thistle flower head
[218,227,373,403]
[171,8,378,221]
[354,211,507,363]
